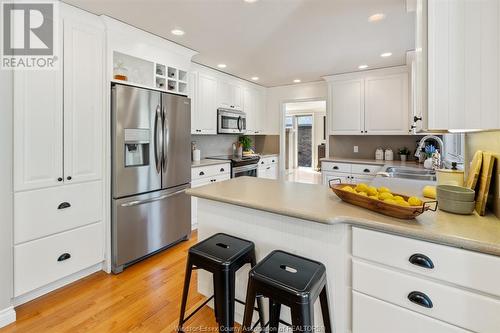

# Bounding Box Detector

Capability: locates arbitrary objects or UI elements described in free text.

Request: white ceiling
[63,0,415,87]
[286,101,326,113]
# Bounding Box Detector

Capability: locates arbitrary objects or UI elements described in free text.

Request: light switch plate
[354,146,359,153]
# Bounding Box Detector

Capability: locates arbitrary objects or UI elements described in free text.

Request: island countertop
[187,176,500,256]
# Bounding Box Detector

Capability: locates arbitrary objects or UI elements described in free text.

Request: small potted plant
[238,135,254,155]
[398,147,410,162]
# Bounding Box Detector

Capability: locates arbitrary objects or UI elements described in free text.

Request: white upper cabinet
[325,67,409,135]
[63,15,104,184]
[191,63,266,135]
[328,79,365,135]
[14,69,64,191]
[217,79,243,111]
[14,6,104,191]
[192,71,218,134]
[364,73,409,134]
[426,0,500,130]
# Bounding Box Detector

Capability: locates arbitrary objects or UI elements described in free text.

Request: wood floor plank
[1,232,222,333]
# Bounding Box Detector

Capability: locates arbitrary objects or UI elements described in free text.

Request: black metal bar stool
[242,250,333,333]
[178,233,265,332]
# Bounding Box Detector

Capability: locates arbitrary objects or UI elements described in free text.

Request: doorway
[283,100,326,184]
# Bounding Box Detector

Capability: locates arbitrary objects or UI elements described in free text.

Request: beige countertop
[187,177,500,256]
[191,159,230,168]
[259,153,279,158]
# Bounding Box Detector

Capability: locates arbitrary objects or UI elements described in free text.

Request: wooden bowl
[329,182,437,220]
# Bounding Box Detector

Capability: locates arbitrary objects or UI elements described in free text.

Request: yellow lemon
[378,192,394,201]
[397,200,410,207]
[357,191,368,196]
[408,196,423,206]
[384,198,397,205]
[369,195,379,200]
[394,195,405,201]
[343,186,355,192]
[423,185,436,199]
[355,183,369,193]
[367,186,378,196]
[378,186,391,193]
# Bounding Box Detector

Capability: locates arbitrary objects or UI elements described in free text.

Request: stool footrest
[181,295,214,325]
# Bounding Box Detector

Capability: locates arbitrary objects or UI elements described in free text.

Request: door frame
[279,98,327,176]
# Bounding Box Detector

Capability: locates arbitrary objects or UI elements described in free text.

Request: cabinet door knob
[57,177,63,182]
[57,202,71,210]
[333,166,339,170]
[199,171,205,176]
[67,176,72,180]
[272,160,275,163]
[407,291,433,309]
[57,253,71,262]
[409,253,434,269]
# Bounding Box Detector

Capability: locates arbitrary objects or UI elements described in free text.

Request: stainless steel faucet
[414,135,445,166]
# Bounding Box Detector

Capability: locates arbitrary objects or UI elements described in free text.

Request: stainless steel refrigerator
[111,83,191,273]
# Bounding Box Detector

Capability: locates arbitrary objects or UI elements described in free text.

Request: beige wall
[0,71,13,313]
[465,131,500,218]
[329,135,425,160]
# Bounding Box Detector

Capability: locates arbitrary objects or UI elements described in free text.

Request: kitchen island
[187,177,500,333]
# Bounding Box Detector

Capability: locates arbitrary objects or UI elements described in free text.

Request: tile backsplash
[191,134,240,158]
[328,135,426,160]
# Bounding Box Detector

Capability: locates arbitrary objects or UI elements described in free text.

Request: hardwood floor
[1,232,219,333]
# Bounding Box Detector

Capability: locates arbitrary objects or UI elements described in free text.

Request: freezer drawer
[112,184,191,272]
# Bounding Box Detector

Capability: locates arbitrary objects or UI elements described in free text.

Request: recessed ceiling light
[171,29,185,36]
[380,52,392,58]
[368,13,386,22]
[244,0,259,3]
[251,76,259,81]
[293,79,301,83]
[358,64,369,70]
[217,64,227,69]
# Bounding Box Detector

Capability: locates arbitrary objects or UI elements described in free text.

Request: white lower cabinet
[352,227,500,333]
[191,162,231,230]
[353,291,469,333]
[321,161,381,185]
[14,181,102,244]
[257,156,278,179]
[14,222,103,297]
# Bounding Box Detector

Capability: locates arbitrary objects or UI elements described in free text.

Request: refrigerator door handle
[162,105,169,171]
[120,188,187,207]
[154,105,162,174]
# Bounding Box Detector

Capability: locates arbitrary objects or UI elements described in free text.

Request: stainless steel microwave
[217,108,246,134]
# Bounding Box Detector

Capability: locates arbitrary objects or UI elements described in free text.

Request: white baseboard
[0,306,16,328]
[14,262,104,307]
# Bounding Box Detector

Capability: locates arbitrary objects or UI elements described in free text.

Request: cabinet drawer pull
[363,168,370,173]
[57,253,71,262]
[67,176,72,180]
[199,171,205,176]
[220,168,225,172]
[407,291,433,309]
[57,202,71,210]
[409,253,434,269]
[333,166,339,170]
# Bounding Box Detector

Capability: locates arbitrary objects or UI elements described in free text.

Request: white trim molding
[0,306,16,328]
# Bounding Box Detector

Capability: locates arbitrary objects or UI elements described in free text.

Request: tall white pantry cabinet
[12,4,105,299]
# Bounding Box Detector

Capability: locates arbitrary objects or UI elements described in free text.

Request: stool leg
[213,270,236,332]
[242,278,257,333]
[249,253,266,330]
[178,256,193,331]
[268,299,281,333]
[319,286,332,333]
[291,302,314,333]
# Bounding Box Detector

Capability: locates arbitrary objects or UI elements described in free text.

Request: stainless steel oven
[218,108,246,134]
[232,164,258,178]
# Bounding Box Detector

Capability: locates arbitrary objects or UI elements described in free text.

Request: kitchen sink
[381,166,437,181]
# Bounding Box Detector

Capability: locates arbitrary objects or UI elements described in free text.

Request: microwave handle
[237,116,242,131]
